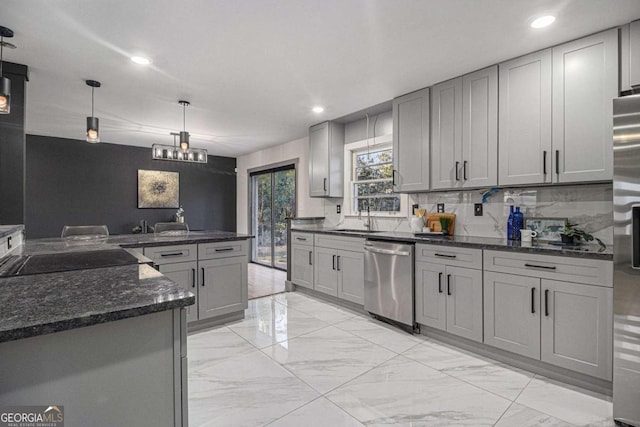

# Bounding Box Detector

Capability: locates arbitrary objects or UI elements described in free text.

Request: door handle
[323,177,327,192]
[201,267,205,287]
[192,268,196,288]
[531,287,535,314]
[438,272,443,293]
[455,161,460,181]
[309,251,312,265]
[336,255,341,271]
[543,150,547,175]
[463,160,468,181]
[332,254,336,270]
[544,289,549,317]
[447,274,452,295]
[555,150,560,176]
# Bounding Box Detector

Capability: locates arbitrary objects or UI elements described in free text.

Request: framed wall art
[523,217,568,242]
[137,170,179,208]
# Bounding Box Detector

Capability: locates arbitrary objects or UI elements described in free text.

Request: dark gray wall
[0,62,28,225]
[26,135,236,238]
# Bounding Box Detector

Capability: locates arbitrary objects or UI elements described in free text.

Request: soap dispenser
[507,205,515,240]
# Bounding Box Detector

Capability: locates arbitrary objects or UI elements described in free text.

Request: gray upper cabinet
[621,20,640,92]
[498,49,552,186]
[431,77,463,190]
[541,279,613,380]
[552,29,617,183]
[309,121,344,197]
[461,66,498,188]
[431,66,497,190]
[392,87,430,192]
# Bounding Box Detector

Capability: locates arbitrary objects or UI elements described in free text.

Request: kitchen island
[0,228,252,427]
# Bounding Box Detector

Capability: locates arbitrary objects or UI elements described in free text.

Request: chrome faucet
[359,203,372,232]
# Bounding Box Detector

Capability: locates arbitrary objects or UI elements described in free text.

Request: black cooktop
[0,249,142,277]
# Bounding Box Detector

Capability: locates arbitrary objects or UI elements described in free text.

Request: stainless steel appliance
[613,94,640,427]
[363,240,415,330]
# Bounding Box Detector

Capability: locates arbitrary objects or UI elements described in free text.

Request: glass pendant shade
[86,116,99,143]
[0,76,10,114]
[179,131,189,150]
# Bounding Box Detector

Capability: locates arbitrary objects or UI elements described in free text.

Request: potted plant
[561,223,605,248]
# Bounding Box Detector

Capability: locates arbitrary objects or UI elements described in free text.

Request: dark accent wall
[0,62,28,225]
[26,135,236,238]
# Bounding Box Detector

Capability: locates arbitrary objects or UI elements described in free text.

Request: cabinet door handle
[192,268,196,288]
[323,177,327,192]
[555,150,560,175]
[337,255,341,271]
[201,267,205,287]
[524,263,556,270]
[7,236,12,250]
[463,160,468,181]
[447,274,452,295]
[161,252,184,257]
[531,287,535,314]
[438,272,443,293]
[309,251,312,265]
[434,253,456,259]
[332,254,336,270]
[455,161,460,181]
[544,289,549,317]
[543,150,547,175]
[392,169,397,186]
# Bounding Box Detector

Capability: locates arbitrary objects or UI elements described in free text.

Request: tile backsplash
[323,183,613,245]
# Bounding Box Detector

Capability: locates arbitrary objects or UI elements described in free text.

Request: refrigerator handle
[633,206,640,268]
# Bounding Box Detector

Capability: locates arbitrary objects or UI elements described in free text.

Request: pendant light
[179,100,190,150]
[0,26,16,115]
[86,80,101,143]
[152,131,207,164]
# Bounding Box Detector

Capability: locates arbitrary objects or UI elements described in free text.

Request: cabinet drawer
[483,250,613,287]
[199,240,249,260]
[291,232,314,246]
[415,244,482,269]
[314,234,364,252]
[144,244,198,265]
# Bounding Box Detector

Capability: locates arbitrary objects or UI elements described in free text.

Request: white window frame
[343,134,408,217]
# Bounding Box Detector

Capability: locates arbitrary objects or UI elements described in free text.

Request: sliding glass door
[251,165,295,270]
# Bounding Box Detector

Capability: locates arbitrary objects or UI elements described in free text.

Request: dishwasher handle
[364,246,412,256]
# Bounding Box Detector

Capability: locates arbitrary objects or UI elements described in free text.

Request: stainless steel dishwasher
[363,240,415,331]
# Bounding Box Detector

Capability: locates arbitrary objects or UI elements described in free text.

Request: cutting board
[426,213,456,235]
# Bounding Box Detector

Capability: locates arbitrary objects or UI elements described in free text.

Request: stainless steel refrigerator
[613,94,640,427]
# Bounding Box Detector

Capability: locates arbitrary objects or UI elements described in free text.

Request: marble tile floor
[188,291,614,427]
[248,263,287,300]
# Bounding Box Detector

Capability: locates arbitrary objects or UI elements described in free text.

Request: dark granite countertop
[0,263,194,343]
[24,230,253,255]
[291,228,613,260]
[0,225,24,239]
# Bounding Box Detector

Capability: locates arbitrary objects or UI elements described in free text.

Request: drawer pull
[438,272,443,293]
[435,253,457,259]
[161,252,184,257]
[295,237,308,241]
[524,263,556,270]
[215,248,235,252]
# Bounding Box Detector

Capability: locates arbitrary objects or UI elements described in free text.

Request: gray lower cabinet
[312,237,364,304]
[415,261,483,342]
[314,246,339,296]
[198,256,248,319]
[484,271,541,359]
[159,261,199,323]
[336,249,364,305]
[291,243,314,290]
[541,279,613,380]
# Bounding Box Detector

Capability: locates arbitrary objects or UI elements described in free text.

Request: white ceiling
[3,0,640,157]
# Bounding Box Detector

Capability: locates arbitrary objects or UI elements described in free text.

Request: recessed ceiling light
[530,15,556,29]
[312,106,324,113]
[131,56,151,65]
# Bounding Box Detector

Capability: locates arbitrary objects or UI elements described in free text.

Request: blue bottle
[514,207,524,240]
[507,205,514,240]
